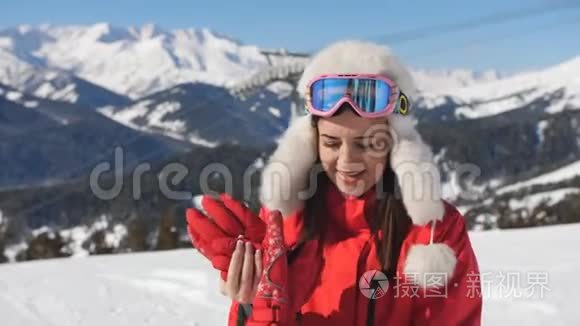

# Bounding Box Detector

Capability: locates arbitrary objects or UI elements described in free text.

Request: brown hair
[301,111,412,278]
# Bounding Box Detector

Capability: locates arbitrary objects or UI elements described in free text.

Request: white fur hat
[259,40,456,287]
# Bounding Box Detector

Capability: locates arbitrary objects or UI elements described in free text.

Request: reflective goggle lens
[310,78,392,113]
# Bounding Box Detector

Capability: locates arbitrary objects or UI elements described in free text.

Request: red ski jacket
[228,182,482,325]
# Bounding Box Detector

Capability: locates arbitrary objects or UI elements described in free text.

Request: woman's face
[317,107,392,197]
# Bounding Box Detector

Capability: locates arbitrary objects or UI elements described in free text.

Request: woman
[186,40,482,325]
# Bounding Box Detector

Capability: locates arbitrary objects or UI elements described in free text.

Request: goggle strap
[395,92,410,115]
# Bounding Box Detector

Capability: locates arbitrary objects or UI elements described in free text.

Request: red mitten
[185,193,266,280]
[202,193,266,245]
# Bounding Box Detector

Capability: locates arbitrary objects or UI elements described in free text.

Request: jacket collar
[323,179,377,236]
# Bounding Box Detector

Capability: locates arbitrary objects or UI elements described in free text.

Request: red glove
[185,193,266,280]
[247,210,321,326]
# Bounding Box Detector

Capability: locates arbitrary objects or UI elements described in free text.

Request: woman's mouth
[337,170,365,184]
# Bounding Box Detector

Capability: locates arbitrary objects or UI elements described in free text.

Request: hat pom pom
[403,243,457,288]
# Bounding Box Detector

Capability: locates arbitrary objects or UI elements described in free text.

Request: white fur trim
[259,115,318,217]
[389,115,445,225]
[297,40,418,100]
[388,114,420,141]
[403,243,457,288]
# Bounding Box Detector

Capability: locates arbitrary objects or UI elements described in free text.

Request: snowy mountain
[416,56,580,120]
[0,24,275,99]
[0,83,188,188]
[411,56,580,223]
[1,223,579,326]
[0,49,130,108]
[2,23,577,118]
[462,156,580,230]
[412,68,504,93]
[1,22,579,237]
[99,82,291,147]
[0,23,515,102]
[0,142,267,262]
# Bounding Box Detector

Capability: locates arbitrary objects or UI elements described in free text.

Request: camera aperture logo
[359,270,389,299]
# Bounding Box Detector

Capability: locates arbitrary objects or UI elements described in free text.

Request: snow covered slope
[1,223,579,325]
[497,159,580,195]
[99,83,290,147]
[470,224,580,325]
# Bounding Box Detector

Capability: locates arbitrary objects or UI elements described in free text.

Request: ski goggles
[305,74,410,118]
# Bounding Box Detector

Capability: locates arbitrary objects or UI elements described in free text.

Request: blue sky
[2,0,580,72]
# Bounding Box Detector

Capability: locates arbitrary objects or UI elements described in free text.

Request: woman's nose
[338,144,358,164]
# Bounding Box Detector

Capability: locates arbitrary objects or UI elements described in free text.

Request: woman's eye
[323,142,340,148]
[355,142,371,150]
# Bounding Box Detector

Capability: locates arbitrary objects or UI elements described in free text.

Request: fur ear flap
[388,114,445,225]
[259,115,318,217]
